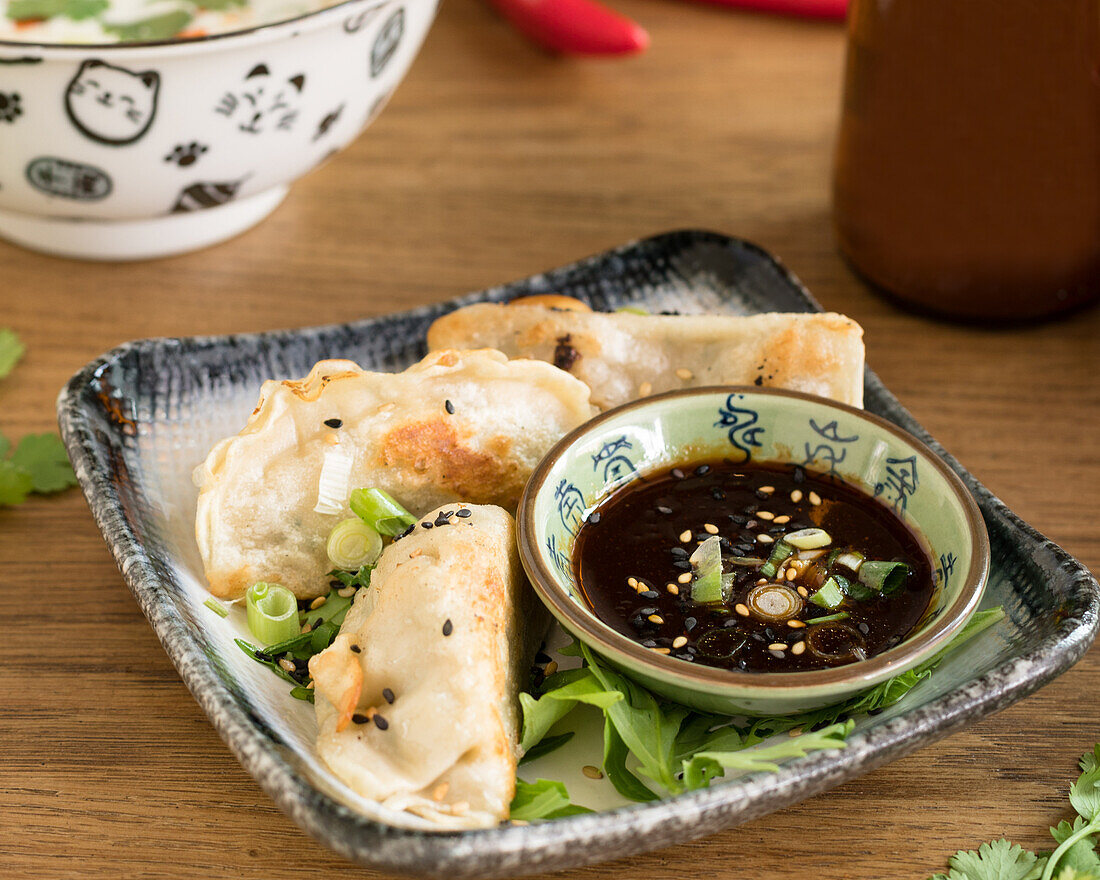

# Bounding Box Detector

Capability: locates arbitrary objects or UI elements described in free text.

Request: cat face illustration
[65,59,159,146]
[214,64,306,134]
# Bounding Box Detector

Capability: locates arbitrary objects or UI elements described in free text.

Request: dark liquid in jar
[573,461,935,673]
[834,0,1100,320]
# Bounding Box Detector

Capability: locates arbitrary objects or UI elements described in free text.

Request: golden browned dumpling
[193,349,594,598]
[309,503,545,829]
[426,304,866,410]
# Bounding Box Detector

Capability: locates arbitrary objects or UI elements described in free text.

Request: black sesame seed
[395,523,416,540]
[641,639,657,648]
[694,464,710,476]
[671,468,686,479]
[639,590,660,600]
[711,487,726,500]
[737,659,749,670]
[535,651,552,664]
[867,707,884,716]
[672,560,692,571]
[728,514,747,525]
[656,505,673,515]
[887,635,901,645]
[793,467,805,484]
[434,513,450,526]
[421,521,433,529]
[373,714,389,730]
[456,508,472,518]
[352,713,369,725]
[685,645,698,654]
[638,607,658,615]
[751,632,766,642]
[382,688,395,704]
[323,418,343,429]
[684,617,697,631]
[329,580,343,588]
[442,619,453,636]
[350,644,362,654]
[858,622,870,635]
[444,399,455,415]
[764,626,777,640]
[670,546,689,558]
[677,653,695,662]
[587,511,601,525]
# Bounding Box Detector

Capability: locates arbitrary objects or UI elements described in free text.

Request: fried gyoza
[309,503,545,829]
[426,302,866,410]
[194,349,593,598]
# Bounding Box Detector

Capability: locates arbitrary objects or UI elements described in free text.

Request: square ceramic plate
[58,230,1100,879]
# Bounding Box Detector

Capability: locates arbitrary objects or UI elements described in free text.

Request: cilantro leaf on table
[0,329,23,378]
[929,839,1044,880]
[1050,819,1100,876]
[9,433,77,493]
[0,460,34,506]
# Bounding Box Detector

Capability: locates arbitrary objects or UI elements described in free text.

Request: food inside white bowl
[0,0,435,260]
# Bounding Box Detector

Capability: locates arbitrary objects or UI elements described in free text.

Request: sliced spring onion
[834,550,865,572]
[745,582,803,621]
[349,487,417,536]
[314,446,354,515]
[203,597,229,618]
[760,539,794,578]
[689,535,725,603]
[804,621,864,661]
[796,548,827,562]
[784,528,832,550]
[326,517,383,570]
[727,556,766,566]
[806,611,851,625]
[843,577,877,602]
[859,561,911,595]
[245,582,301,645]
[262,631,314,656]
[810,575,846,609]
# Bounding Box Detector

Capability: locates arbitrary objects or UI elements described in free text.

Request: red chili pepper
[682,0,847,19]
[486,0,651,56]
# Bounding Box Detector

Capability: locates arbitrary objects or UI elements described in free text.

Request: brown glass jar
[834,0,1100,320]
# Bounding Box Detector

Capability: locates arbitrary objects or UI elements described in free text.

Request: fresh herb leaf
[9,433,77,493]
[519,732,575,765]
[1081,746,1100,775]
[602,718,659,802]
[7,0,107,19]
[289,686,315,703]
[104,9,192,41]
[929,839,1043,880]
[1071,765,1100,823]
[1050,819,1100,876]
[0,329,23,378]
[509,779,592,821]
[327,566,373,590]
[235,637,299,685]
[302,588,353,628]
[0,461,34,506]
[519,668,622,754]
[683,720,852,788]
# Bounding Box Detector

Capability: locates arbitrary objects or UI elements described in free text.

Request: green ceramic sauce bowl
[517,387,990,716]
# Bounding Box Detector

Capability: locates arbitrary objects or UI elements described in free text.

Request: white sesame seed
[648,614,664,624]
[809,491,822,506]
[774,515,791,524]
[337,586,356,598]
[432,782,450,802]
[797,586,809,598]
[758,485,775,494]
[757,533,774,543]
[704,523,719,534]
[653,647,671,655]
[675,368,694,381]
[790,489,803,503]
[679,529,692,543]
[788,727,804,737]
[786,568,798,581]
[791,641,806,655]
[787,619,806,628]
[544,661,558,676]
[310,595,327,610]
[756,511,775,521]
[582,765,604,779]
[672,636,688,649]
[627,577,638,588]
[638,381,653,396]
[278,658,296,673]
[768,642,789,651]
[735,603,750,617]
[677,572,692,584]
[667,583,680,595]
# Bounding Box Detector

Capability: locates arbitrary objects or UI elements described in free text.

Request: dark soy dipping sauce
[573,460,935,673]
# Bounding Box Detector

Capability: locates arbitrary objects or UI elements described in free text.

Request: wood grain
[2,2,1098,878]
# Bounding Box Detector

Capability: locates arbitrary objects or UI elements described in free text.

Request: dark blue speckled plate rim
[57,230,1100,879]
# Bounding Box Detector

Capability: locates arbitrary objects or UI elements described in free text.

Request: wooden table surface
[3,3,1099,877]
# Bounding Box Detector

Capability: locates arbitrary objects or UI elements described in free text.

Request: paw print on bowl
[164,142,208,167]
[0,92,22,124]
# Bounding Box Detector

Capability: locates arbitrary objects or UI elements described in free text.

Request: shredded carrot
[178,27,209,37]
[14,17,46,29]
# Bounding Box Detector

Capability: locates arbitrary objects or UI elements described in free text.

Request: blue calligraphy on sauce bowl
[715,394,764,462]
[802,417,860,479]
[874,454,919,517]
[591,435,637,491]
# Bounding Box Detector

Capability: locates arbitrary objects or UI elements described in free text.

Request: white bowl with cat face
[0,0,437,260]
